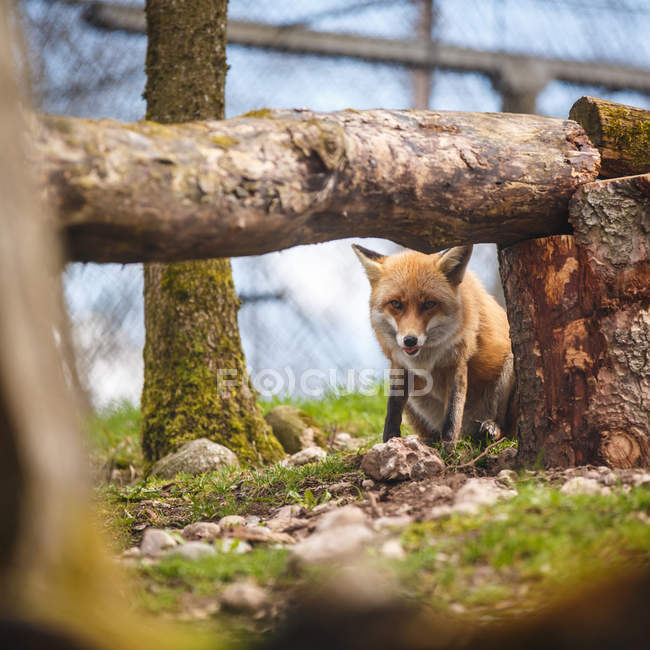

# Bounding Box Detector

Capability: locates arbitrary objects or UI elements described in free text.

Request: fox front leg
[382,368,409,442]
[441,363,468,447]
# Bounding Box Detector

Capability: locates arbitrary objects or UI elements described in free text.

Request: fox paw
[479,420,502,440]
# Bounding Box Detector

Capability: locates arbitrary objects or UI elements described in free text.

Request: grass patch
[101,449,364,547]
[87,399,142,468]
[262,386,387,440]
[399,483,650,616]
[142,547,290,592]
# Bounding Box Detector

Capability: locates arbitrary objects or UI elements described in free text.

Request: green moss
[210,135,239,148]
[240,108,274,119]
[141,260,284,471]
[603,106,650,169]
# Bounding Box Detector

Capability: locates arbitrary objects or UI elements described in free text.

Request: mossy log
[570,96,650,178]
[499,174,650,469]
[36,109,599,262]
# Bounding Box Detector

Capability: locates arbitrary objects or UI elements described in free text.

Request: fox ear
[352,244,385,283]
[439,245,473,286]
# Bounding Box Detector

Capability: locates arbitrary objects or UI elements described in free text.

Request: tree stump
[500,174,650,468]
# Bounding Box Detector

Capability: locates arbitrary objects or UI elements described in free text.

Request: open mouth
[403,345,420,356]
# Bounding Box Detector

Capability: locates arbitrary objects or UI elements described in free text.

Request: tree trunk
[569,96,650,178]
[37,109,599,262]
[141,0,282,466]
[499,174,650,468]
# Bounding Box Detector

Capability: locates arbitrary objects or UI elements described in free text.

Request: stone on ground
[220,580,269,613]
[140,528,177,557]
[361,436,445,481]
[169,541,216,560]
[219,514,247,528]
[150,438,239,478]
[265,405,327,453]
[182,521,221,541]
[283,446,327,467]
[560,476,607,495]
[315,505,368,531]
[453,478,517,514]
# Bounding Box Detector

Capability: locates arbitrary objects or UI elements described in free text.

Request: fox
[352,243,516,447]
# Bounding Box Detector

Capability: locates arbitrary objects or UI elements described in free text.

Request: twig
[366,490,382,518]
[454,439,503,469]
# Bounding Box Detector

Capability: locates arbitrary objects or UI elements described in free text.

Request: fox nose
[403,335,418,348]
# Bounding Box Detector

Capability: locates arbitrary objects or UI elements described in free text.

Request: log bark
[500,174,650,468]
[36,109,599,263]
[569,96,650,179]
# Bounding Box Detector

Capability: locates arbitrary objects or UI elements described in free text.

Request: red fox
[353,244,516,446]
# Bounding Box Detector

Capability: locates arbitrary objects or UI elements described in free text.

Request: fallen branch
[454,439,505,470]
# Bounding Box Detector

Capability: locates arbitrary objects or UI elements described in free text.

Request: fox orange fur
[353,244,516,446]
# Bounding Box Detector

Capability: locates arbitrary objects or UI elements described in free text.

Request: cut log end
[570,95,650,179]
[600,430,646,469]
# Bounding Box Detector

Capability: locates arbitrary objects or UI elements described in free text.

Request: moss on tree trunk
[141,0,283,466]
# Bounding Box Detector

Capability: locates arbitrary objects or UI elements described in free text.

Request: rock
[291,524,374,563]
[245,515,261,527]
[219,515,247,529]
[283,446,327,467]
[453,478,517,514]
[140,528,177,556]
[228,525,295,545]
[497,469,517,487]
[273,504,302,519]
[265,405,327,453]
[372,515,413,532]
[429,484,454,500]
[216,538,252,554]
[361,479,375,490]
[315,505,368,531]
[182,522,221,542]
[169,541,216,560]
[380,539,406,560]
[361,436,445,481]
[632,472,650,487]
[560,476,606,495]
[220,580,269,613]
[121,546,141,559]
[429,505,454,519]
[266,516,310,533]
[331,432,363,451]
[150,438,239,478]
[600,472,618,487]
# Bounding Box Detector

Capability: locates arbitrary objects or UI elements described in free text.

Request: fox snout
[397,332,426,356]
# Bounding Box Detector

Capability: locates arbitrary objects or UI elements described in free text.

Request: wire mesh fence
[20,0,650,407]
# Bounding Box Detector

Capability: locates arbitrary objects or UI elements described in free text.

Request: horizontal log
[569,96,650,179]
[35,109,599,263]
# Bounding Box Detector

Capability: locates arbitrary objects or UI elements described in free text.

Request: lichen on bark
[141,0,283,468]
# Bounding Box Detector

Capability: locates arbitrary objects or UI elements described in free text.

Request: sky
[22,0,650,406]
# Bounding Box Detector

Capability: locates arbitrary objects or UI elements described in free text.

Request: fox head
[352,244,473,359]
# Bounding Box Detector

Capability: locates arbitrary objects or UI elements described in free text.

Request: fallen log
[35,109,599,263]
[500,174,650,468]
[569,96,650,179]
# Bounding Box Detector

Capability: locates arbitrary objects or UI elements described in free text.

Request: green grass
[399,482,650,616]
[142,547,290,591]
[262,386,387,440]
[87,399,142,468]
[101,449,364,547]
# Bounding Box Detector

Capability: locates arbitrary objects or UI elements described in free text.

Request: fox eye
[389,300,403,310]
[422,300,438,310]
